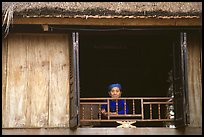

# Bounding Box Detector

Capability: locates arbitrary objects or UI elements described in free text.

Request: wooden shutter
[69,32,80,129]
[172,32,189,128]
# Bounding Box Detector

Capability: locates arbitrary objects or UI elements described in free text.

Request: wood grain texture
[187,32,202,127]
[48,35,70,127]
[3,33,70,128]
[28,34,49,127]
[2,37,8,127]
[5,34,29,127]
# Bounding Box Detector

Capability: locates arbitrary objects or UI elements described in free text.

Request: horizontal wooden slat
[12,17,202,26]
[109,114,142,117]
[143,102,173,104]
[80,97,173,100]
[80,102,108,105]
[80,119,173,122]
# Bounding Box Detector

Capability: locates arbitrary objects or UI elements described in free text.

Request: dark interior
[79,30,174,98]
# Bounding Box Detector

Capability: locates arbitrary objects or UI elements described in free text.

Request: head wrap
[108,83,122,91]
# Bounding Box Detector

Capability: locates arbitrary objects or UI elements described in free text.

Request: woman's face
[109,87,121,98]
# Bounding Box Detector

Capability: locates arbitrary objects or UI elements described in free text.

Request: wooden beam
[2,127,202,135]
[12,17,202,26]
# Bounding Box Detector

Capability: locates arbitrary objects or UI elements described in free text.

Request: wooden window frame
[70,29,190,128]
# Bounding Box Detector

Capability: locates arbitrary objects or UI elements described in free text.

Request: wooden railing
[80,97,174,123]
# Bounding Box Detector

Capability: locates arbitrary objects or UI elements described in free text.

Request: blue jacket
[101,99,128,114]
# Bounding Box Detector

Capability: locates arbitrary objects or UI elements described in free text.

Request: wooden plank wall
[2,33,70,128]
[2,31,202,129]
[48,35,70,127]
[187,31,202,127]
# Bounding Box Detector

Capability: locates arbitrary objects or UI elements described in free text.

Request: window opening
[78,30,188,128]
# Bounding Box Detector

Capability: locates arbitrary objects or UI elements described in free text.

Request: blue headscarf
[108,83,122,91]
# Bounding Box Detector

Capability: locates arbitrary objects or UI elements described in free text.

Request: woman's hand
[101,109,107,116]
[101,109,118,116]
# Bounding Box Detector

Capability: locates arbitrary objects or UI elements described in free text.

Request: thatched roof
[2,2,202,18]
[2,2,202,36]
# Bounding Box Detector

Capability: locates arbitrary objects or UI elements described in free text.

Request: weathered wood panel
[48,35,70,127]
[2,37,8,127]
[28,34,49,127]
[187,32,202,127]
[5,34,29,127]
[3,33,70,128]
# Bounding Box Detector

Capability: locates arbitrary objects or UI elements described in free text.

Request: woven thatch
[2,2,202,36]
[2,2,202,17]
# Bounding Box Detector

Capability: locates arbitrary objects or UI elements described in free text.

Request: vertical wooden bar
[158,104,161,119]
[98,104,101,120]
[90,105,93,120]
[116,99,118,114]
[150,104,152,119]
[132,99,135,115]
[107,99,110,120]
[141,99,144,119]
[124,99,126,115]
[82,105,85,120]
